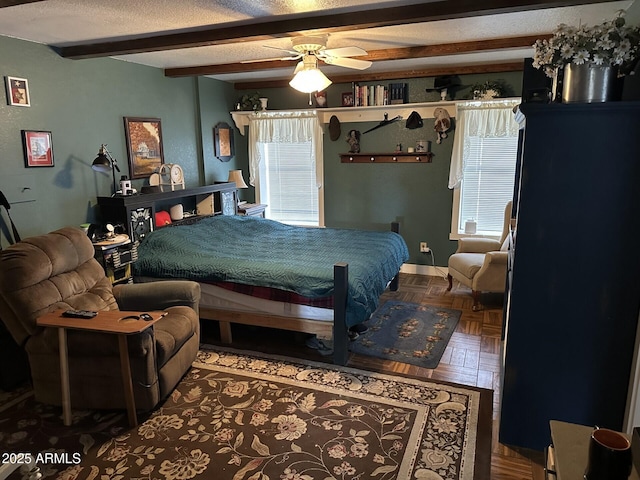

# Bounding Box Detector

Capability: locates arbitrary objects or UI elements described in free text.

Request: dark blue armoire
[499,102,640,451]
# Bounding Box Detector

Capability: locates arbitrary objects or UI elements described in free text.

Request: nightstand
[93,235,138,285]
[238,203,267,218]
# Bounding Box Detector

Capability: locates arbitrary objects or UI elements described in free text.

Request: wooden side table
[548,420,639,480]
[37,310,166,427]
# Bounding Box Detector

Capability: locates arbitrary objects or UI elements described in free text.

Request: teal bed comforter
[134,215,409,327]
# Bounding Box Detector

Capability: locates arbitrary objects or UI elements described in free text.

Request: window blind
[258,142,319,226]
[458,135,518,235]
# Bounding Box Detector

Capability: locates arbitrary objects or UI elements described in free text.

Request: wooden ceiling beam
[0,0,45,7]
[56,0,610,59]
[232,62,525,91]
[165,35,548,77]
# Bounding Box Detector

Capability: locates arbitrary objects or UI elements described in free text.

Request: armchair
[0,227,201,412]
[447,201,512,311]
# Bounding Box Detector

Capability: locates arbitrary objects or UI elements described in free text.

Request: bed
[133,215,409,364]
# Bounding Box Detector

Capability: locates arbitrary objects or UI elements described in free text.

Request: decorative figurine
[346,129,361,153]
[433,107,452,144]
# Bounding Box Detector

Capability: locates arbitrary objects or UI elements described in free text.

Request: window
[248,111,324,227]
[257,142,320,226]
[449,100,520,238]
[455,136,518,236]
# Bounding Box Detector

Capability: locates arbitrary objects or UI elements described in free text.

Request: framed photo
[123,117,164,179]
[22,130,54,167]
[6,76,30,107]
[214,122,234,162]
[342,92,354,107]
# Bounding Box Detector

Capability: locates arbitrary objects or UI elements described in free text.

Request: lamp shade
[289,56,332,93]
[227,169,248,189]
[92,153,111,173]
[91,144,120,195]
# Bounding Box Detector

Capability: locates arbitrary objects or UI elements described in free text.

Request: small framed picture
[342,92,354,107]
[124,117,164,179]
[6,76,30,107]
[22,130,54,167]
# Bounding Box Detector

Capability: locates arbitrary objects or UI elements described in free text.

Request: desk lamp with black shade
[92,144,120,196]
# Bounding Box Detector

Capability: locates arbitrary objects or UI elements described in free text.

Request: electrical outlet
[420,242,430,253]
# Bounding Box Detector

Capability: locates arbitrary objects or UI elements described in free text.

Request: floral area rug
[350,301,462,368]
[0,345,491,480]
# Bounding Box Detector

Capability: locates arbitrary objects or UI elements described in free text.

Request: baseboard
[400,263,448,277]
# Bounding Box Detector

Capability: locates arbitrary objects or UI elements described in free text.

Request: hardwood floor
[200,272,546,479]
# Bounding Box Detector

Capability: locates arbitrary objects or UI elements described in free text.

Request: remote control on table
[62,309,97,319]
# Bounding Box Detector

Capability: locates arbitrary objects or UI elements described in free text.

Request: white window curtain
[247,111,324,226]
[448,99,520,189]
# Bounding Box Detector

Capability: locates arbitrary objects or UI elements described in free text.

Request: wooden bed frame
[198,222,401,366]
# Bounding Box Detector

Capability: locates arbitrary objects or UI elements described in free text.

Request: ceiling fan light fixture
[289,55,332,93]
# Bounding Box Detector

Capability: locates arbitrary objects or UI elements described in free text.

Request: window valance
[247,111,323,186]
[448,99,520,189]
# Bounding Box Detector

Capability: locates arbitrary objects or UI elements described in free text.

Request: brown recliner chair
[0,226,201,412]
[447,201,512,311]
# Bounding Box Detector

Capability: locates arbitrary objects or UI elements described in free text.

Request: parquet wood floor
[200,272,546,479]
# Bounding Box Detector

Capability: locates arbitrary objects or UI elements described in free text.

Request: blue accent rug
[350,300,462,368]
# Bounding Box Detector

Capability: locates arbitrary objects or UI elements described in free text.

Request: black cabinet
[499,102,640,451]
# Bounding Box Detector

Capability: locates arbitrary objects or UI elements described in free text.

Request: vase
[562,64,621,103]
[259,97,268,111]
[551,67,563,103]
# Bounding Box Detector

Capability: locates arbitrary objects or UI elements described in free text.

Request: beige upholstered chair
[447,201,512,311]
[0,227,201,412]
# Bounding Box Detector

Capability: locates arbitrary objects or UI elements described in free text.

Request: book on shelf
[388,83,408,104]
[352,82,389,107]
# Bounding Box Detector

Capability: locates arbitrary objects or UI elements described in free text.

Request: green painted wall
[0,36,232,243]
[197,76,252,200]
[0,33,523,266]
[236,72,523,265]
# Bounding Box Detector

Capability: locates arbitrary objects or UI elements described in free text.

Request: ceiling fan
[257,36,373,71]
[244,36,372,94]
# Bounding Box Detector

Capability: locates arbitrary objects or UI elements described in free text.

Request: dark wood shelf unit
[340,152,433,163]
[97,182,237,242]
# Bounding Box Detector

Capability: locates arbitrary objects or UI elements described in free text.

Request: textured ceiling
[0,0,635,84]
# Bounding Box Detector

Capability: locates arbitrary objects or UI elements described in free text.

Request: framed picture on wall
[214,122,234,162]
[21,130,54,167]
[123,117,164,179]
[6,76,30,107]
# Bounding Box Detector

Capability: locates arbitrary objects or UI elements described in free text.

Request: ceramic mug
[584,427,632,480]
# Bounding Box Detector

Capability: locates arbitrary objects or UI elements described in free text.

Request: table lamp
[227,169,248,206]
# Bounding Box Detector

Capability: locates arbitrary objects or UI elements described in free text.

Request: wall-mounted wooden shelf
[340,152,433,163]
[230,100,460,133]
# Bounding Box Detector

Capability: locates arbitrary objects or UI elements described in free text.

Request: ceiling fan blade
[263,45,299,55]
[322,56,372,70]
[321,46,368,57]
[240,56,299,64]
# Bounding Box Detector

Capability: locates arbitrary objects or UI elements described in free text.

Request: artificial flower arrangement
[237,92,262,111]
[532,11,640,78]
[469,80,508,100]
